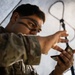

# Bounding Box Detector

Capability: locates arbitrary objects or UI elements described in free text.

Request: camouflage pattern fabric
[0,27,41,75]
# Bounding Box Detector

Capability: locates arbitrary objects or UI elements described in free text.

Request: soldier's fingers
[60,32,68,37]
[58,38,68,43]
[56,56,65,67]
[62,51,73,60]
[52,45,63,52]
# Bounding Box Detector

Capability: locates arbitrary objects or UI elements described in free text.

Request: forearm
[37,35,54,54]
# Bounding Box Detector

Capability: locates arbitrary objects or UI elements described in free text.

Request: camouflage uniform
[0,26,41,75]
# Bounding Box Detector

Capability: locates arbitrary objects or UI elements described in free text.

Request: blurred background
[0,0,75,75]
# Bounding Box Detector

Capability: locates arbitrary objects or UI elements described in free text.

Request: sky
[0,0,75,75]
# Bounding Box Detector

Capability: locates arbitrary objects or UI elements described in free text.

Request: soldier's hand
[53,50,73,75]
[39,30,68,54]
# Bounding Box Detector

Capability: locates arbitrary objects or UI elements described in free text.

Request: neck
[5,22,12,32]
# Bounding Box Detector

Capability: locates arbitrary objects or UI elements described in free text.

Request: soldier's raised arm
[0,31,68,67]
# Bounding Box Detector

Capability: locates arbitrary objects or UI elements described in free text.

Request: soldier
[0,4,74,75]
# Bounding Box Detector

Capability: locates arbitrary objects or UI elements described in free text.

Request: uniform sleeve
[0,33,41,67]
[23,35,41,65]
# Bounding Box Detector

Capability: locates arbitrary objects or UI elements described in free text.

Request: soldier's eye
[28,22,37,28]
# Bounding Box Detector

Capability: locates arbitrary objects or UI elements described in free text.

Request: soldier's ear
[11,12,20,22]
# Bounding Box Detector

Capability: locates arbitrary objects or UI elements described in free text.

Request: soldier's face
[11,14,43,35]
